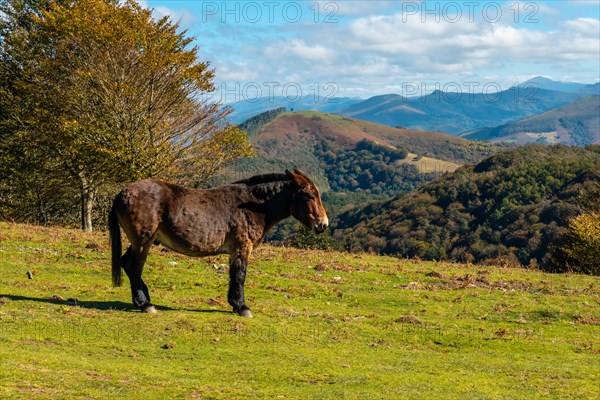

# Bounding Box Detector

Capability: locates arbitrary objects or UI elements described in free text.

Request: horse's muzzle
[313,219,329,234]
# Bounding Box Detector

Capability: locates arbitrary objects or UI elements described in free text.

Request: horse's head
[286,168,329,234]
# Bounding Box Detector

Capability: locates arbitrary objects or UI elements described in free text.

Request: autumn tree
[0,0,252,230]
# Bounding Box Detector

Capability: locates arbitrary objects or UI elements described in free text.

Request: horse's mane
[233,173,290,186]
[233,173,293,202]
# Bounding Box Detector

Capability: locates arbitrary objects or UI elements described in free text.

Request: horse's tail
[108,201,123,287]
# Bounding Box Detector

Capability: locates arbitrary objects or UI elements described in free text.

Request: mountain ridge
[519,76,589,92]
[462,95,600,145]
[338,87,590,134]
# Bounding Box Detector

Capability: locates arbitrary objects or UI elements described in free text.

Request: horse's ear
[286,169,307,187]
[293,167,310,179]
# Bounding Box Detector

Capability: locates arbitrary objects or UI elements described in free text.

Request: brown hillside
[253,111,503,165]
[255,112,391,147]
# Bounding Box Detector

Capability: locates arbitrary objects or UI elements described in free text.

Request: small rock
[26,271,34,279]
[395,315,425,326]
[85,243,101,251]
[168,261,178,266]
[0,297,10,304]
[51,295,64,301]
[333,276,342,281]
[216,264,228,274]
[161,343,174,349]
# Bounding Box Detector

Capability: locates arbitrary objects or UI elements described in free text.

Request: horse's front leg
[228,245,253,318]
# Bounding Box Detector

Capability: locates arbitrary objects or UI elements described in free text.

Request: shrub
[290,224,335,250]
[553,213,600,275]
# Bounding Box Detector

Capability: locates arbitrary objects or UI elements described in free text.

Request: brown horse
[108,168,328,317]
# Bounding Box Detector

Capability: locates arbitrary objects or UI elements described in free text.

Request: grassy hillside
[333,145,600,271]
[340,88,585,134]
[463,96,600,145]
[1,222,599,399]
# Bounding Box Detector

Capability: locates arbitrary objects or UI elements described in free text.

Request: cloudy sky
[144,0,600,100]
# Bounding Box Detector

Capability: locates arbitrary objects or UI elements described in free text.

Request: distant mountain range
[518,76,591,93]
[575,82,600,96]
[338,85,598,135]
[462,96,600,145]
[229,77,599,145]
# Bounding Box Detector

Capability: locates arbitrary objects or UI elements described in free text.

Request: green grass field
[0,222,598,399]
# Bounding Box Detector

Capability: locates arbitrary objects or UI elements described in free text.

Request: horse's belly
[156,229,231,257]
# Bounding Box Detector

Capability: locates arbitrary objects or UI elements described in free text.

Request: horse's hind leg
[123,246,152,303]
[228,246,253,318]
[123,244,155,313]
[120,246,132,269]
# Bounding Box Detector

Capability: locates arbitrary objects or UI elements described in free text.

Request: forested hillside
[237,107,287,138]
[332,145,600,272]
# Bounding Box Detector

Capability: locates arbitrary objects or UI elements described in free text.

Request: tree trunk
[80,178,95,232]
[35,184,48,226]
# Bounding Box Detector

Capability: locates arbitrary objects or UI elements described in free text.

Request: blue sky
[143,1,600,100]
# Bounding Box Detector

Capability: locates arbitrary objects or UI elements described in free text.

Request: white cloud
[341,14,600,73]
[564,17,600,35]
[265,40,336,62]
[215,62,260,81]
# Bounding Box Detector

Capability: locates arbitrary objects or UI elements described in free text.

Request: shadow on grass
[0,294,232,314]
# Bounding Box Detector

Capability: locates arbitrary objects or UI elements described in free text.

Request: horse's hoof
[142,305,157,313]
[239,309,253,318]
